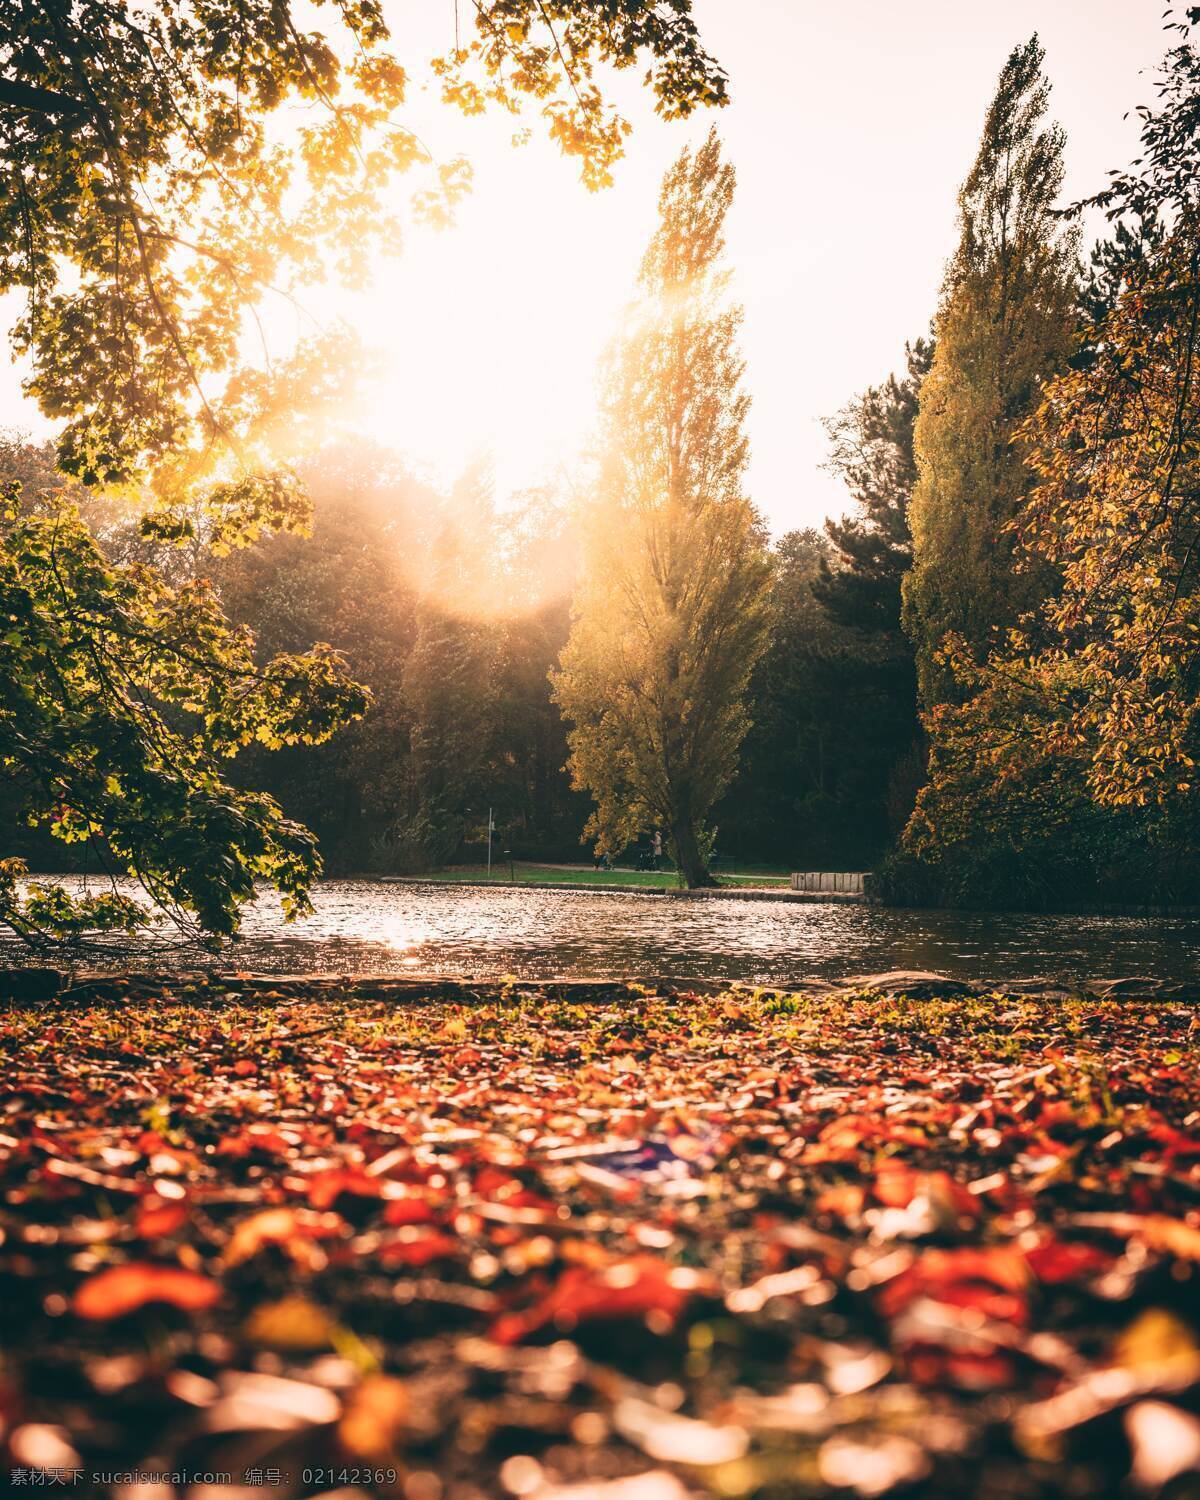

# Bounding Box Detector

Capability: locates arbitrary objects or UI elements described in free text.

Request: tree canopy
[0,0,726,503]
[0,474,369,945]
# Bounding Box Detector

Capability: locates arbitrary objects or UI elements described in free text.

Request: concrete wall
[790,871,868,894]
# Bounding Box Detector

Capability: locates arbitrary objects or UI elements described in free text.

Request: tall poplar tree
[552,131,771,888]
[899,11,1200,905]
[901,36,1077,705]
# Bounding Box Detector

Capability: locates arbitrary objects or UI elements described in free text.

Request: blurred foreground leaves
[0,980,1198,1498]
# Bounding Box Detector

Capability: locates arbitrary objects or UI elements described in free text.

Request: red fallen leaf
[377,1230,459,1266]
[815,1183,867,1219]
[136,1195,189,1239]
[366,1152,438,1185]
[215,1125,294,1158]
[307,1165,383,1210]
[1149,1125,1200,1160]
[73,1263,220,1320]
[233,1059,258,1077]
[1023,1237,1116,1285]
[877,1246,1030,1325]
[471,1168,556,1215]
[503,1188,558,1212]
[226,1207,346,1266]
[873,1163,978,1220]
[490,1256,714,1345]
[363,1147,417,1180]
[874,1161,921,1207]
[801,1116,873,1163]
[1038,1100,1078,1130]
[474,1166,518,1197]
[903,1343,1019,1391]
[382,1196,438,1227]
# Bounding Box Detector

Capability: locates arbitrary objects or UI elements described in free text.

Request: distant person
[652,830,663,869]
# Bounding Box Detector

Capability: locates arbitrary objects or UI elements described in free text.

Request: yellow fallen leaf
[1112,1308,1200,1376]
[339,1374,410,1463]
[244,1295,335,1351]
[1142,1217,1200,1262]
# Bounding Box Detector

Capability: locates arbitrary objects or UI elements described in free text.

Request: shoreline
[2,966,1195,1002]
[380,874,862,903]
[374,877,1200,917]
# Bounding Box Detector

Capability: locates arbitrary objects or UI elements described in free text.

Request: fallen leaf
[73,1263,220,1320]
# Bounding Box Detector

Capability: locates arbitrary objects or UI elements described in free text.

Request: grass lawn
[2,976,1198,1498]
[422,861,791,889]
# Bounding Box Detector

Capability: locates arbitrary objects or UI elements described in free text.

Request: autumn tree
[552,131,772,888]
[0,0,726,940]
[901,36,1077,706]
[893,13,1200,906]
[216,452,585,876]
[214,443,429,870]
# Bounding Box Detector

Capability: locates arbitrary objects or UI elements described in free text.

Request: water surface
[10,877,1199,983]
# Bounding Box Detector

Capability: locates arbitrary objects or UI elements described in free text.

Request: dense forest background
[0,423,917,877]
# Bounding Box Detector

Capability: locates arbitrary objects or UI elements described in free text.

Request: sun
[327,118,667,497]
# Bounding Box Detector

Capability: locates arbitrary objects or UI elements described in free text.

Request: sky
[0,0,1176,535]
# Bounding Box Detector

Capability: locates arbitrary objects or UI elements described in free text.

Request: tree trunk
[671,816,717,889]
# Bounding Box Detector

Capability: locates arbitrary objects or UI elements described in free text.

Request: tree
[398,466,501,869]
[0,1,727,941]
[966,10,1200,817]
[890,13,1200,906]
[808,339,934,845]
[819,339,933,637]
[901,36,1078,706]
[718,530,843,865]
[490,490,587,858]
[0,474,369,946]
[215,442,428,871]
[217,454,586,874]
[552,131,772,888]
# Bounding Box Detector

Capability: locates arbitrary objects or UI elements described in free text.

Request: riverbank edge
[380,875,860,902]
[378,876,1200,916]
[2,966,1195,1003]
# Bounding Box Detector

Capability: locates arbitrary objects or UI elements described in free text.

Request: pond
[8,876,1200,982]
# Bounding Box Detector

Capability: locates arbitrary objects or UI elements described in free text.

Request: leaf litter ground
[2,979,1199,1500]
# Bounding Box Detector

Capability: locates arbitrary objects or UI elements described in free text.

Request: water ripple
[7,878,1199,982]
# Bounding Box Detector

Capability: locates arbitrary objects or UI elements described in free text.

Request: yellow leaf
[244,1294,335,1351]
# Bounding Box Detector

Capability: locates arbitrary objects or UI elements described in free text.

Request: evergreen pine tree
[818,338,933,635]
